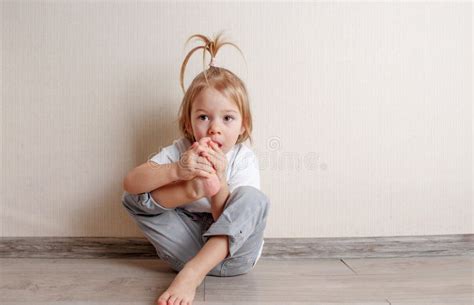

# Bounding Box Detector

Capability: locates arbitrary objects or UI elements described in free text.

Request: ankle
[187,178,204,200]
[182,261,207,282]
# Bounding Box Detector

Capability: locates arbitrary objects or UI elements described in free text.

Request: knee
[219,256,255,277]
[122,191,135,207]
[121,191,150,215]
[231,186,270,214]
[121,191,140,207]
[121,191,139,213]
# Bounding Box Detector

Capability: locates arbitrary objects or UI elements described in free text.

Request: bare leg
[156,235,229,305]
[150,180,197,209]
[151,175,221,209]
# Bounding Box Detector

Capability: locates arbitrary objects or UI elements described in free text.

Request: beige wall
[1,1,472,237]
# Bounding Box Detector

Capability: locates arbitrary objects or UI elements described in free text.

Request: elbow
[122,174,136,194]
[122,176,131,193]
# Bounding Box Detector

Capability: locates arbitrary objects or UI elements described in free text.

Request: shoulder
[172,137,192,153]
[227,142,261,191]
[236,142,257,158]
[150,137,192,164]
[230,142,259,170]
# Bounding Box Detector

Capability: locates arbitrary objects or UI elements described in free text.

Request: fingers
[198,137,212,146]
[195,148,217,165]
[200,156,215,169]
[180,152,213,170]
[198,150,217,166]
[195,170,212,179]
[190,140,225,169]
[202,148,219,159]
[196,156,214,170]
[195,156,215,172]
[193,139,219,151]
[193,144,211,156]
[179,144,219,179]
[191,138,211,151]
[196,155,211,164]
[206,142,224,159]
[202,149,225,164]
[208,141,222,151]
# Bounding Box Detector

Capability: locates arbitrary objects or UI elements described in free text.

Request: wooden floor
[1,256,472,304]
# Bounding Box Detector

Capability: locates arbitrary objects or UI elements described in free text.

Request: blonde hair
[177,31,253,146]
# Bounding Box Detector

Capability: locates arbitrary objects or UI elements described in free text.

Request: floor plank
[1,301,389,305]
[343,255,473,275]
[343,255,473,304]
[204,259,388,302]
[389,300,472,305]
[204,258,472,303]
[0,258,204,303]
[1,256,471,304]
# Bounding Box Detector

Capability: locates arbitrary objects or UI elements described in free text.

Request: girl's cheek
[195,121,206,128]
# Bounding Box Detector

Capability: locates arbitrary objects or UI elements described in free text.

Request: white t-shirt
[149,137,260,213]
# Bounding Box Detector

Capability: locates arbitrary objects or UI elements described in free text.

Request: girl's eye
[197,115,234,122]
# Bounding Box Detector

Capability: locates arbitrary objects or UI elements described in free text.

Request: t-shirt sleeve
[149,137,191,165]
[227,149,261,193]
[149,144,179,165]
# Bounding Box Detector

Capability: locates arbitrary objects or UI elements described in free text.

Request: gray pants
[121,185,270,277]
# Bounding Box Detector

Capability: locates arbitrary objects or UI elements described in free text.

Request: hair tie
[209,56,218,68]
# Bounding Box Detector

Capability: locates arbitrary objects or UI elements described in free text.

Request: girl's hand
[197,139,228,181]
[176,142,216,181]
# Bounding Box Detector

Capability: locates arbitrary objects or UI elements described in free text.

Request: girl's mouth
[210,140,223,148]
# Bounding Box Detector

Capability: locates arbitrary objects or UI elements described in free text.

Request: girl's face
[188,87,244,154]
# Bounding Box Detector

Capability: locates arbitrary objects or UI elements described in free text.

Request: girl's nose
[208,124,221,135]
[208,128,221,135]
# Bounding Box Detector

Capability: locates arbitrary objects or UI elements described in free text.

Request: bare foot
[156,264,204,305]
[191,174,221,198]
[189,137,221,198]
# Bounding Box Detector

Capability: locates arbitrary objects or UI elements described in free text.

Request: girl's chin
[221,146,232,154]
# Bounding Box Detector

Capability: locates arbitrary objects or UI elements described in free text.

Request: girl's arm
[123,161,205,208]
[123,161,180,195]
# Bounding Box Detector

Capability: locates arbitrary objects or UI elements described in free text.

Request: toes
[156,291,170,305]
[156,299,166,305]
[157,298,167,305]
[167,295,178,305]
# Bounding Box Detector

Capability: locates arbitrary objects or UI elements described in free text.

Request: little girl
[121,31,270,305]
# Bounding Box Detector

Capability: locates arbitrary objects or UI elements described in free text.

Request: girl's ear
[185,122,192,135]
